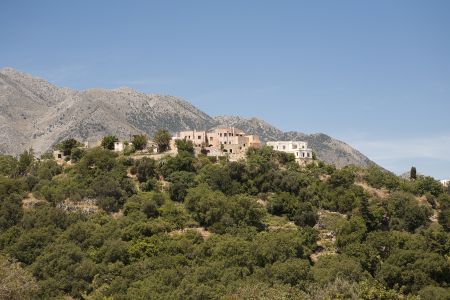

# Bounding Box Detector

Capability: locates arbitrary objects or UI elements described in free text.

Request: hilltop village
[53,127,314,164]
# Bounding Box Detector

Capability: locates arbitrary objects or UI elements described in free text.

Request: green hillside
[0,140,449,299]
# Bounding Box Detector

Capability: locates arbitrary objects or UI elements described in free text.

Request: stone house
[173,127,261,159]
[177,130,208,147]
[53,149,67,161]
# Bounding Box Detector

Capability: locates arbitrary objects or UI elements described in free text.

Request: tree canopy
[0,145,448,299]
[101,135,118,150]
[154,129,172,153]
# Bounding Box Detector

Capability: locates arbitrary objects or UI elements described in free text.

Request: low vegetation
[0,137,449,299]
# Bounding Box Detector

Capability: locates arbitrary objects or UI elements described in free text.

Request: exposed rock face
[0,67,377,168]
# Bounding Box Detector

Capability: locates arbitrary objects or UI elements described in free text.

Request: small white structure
[114,141,125,152]
[84,140,101,149]
[440,179,450,188]
[266,141,313,162]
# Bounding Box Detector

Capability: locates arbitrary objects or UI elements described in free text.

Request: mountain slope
[0,67,377,168]
[213,116,376,168]
[0,68,215,154]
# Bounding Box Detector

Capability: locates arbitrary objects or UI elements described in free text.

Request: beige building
[266,141,313,163]
[173,127,261,159]
[177,130,208,147]
[53,149,67,161]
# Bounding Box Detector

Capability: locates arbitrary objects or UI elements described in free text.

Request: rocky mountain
[0,67,378,168]
[0,67,215,155]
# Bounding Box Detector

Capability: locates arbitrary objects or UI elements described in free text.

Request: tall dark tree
[410,166,417,180]
[17,149,34,176]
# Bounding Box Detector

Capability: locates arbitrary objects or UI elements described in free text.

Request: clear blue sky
[1,1,449,178]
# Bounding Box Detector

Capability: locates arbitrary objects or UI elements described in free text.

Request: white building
[440,179,450,188]
[84,140,101,149]
[114,141,125,152]
[266,141,313,162]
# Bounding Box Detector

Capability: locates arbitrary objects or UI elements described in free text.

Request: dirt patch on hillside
[355,181,389,198]
[22,193,47,209]
[57,198,99,214]
[169,227,211,239]
[319,174,330,181]
[310,210,346,262]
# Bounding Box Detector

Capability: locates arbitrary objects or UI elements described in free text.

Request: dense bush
[0,147,448,299]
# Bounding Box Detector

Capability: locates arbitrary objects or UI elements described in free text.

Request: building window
[230,149,233,153]
[292,144,297,149]
[198,135,201,139]
[283,145,286,150]
[220,133,222,137]
[210,137,213,141]
[224,133,227,137]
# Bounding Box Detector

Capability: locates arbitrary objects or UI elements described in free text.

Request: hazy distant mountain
[0,67,378,168]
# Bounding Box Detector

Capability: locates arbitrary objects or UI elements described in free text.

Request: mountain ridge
[0,67,378,168]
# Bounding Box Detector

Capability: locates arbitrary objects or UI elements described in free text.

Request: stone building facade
[173,127,261,159]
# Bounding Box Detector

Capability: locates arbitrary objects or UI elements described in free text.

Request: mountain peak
[0,66,17,73]
[0,67,40,80]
